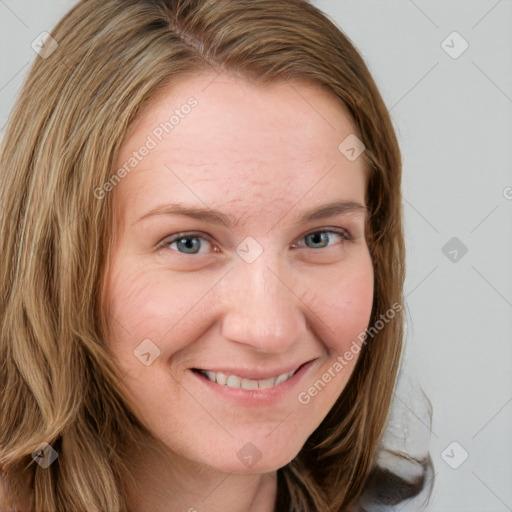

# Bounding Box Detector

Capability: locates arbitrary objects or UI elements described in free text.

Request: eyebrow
[135,200,368,228]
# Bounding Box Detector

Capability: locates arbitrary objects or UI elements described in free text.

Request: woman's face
[102,73,374,473]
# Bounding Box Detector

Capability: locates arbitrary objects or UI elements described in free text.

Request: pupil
[180,237,198,253]
[309,233,326,247]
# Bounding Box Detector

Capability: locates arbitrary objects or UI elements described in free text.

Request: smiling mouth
[191,364,308,390]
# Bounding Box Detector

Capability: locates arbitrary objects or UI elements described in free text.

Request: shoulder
[354,371,435,511]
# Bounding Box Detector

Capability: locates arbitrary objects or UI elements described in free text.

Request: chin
[196,438,305,475]
[214,452,298,475]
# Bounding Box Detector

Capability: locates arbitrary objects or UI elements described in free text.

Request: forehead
[114,73,368,225]
[126,72,359,154]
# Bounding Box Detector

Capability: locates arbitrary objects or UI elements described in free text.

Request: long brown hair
[0,1,428,510]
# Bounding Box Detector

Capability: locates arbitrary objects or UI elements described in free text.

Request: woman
[0,0,433,510]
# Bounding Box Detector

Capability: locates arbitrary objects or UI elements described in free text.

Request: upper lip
[192,360,313,380]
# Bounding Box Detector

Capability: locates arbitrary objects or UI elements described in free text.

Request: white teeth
[258,377,275,389]
[199,368,296,389]
[241,378,259,390]
[216,372,227,385]
[226,375,241,388]
[274,372,290,385]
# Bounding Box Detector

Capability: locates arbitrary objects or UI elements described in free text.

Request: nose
[217,251,306,354]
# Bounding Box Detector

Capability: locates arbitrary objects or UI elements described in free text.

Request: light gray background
[1,1,511,511]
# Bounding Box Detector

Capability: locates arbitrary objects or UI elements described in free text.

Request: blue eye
[298,228,351,249]
[161,232,213,255]
[159,228,351,255]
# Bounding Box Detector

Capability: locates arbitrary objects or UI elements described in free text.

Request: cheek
[310,255,374,352]
[293,256,374,424]
[105,268,155,337]
[101,262,172,373]
[104,248,374,360]
[102,259,219,377]
[105,262,188,339]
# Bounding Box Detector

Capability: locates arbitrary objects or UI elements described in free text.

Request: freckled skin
[102,73,374,510]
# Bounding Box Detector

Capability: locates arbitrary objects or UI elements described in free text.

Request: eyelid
[302,226,353,240]
[157,226,354,252]
[291,227,353,249]
[157,231,213,251]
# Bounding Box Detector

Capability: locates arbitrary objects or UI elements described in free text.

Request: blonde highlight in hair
[1,1,419,510]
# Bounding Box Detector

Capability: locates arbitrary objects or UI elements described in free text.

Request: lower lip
[190,360,315,406]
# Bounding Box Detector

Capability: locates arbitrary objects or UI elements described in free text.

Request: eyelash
[157,227,353,254]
